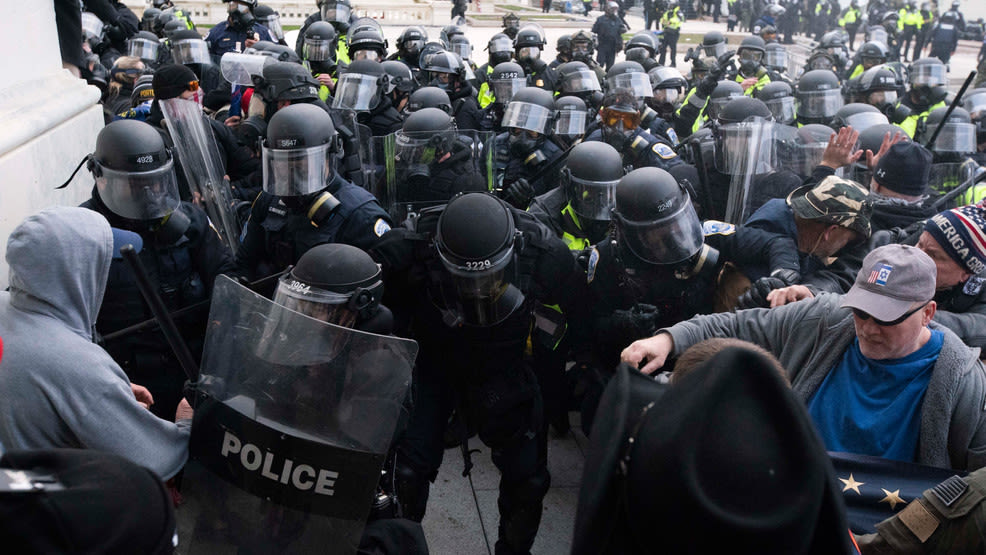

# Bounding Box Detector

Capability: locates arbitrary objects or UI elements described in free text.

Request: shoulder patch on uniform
[702,220,736,235]
[666,128,679,146]
[963,276,983,296]
[896,501,939,543]
[931,475,969,507]
[374,218,391,237]
[652,143,677,159]
[587,246,599,284]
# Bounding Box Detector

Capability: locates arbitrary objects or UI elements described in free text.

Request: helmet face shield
[910,63,947,88]
[304,37,336,62]
[320,4,352,24]
[261,143,335,196]
[451,41,472,61]
[764,48,788,70]
[963,90,986,120]
[570,174,620,221]
[95,158,180,221]
[171,38,211,65]
[765,96,796,125]
[843,111,888,132]
[436,240,522,327]
[517,46,541,61]
[617,200,704,265]
[653,87,682,106]
[81,12,104,40]
[930,122,977,153]
[491,77,527,104]
[263,14,284,40]
[502,101,553,134]
[714,119,778,175]
[560,68,601,93]
[702,42,727,58]
[605,73,653,98]
[352,49,381,62]
[867,89,897,107]
[798,89,844,118]
[332,73,380,110]
[273,276,363,328]
[554,109,587,136]
[738,49,764,64]
[489,37,513,54]
[600,107,642,130]
[127,38,160,62]
[403,39,425,54]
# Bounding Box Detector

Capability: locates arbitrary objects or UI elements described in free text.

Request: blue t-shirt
[808,329,944,462]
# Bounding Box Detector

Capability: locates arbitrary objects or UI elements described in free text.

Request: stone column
[0,2,104,287]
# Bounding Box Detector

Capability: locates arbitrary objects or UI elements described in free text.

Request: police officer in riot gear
[302,21,338,101]
[205,0,275,60]
[347,25,388,64]
[569,30,607,83]
[624,32,661,72]
[514,25,557,93]
[647,66,689,125]
[253,4,285,45]
[480,61,528,132]
[502,12,521,39]
[81,119,235,421]
[674,50,738,137]
[550,34,572,69]
[846,40,890,80]
[795,69,844,127]
[235,103,392,280]
[388,26,428,73]
[553,95,590,148]
[294,0,352,65]
[404,86,452,115]
[393,108,487,210]
[754,81,796,125]
[420,50,483,131]
[493,87,563,209]
[368,192,590,555]
[585,88,684,173]
[333,59,404,136]
[848,65,902,119]
[726,35,772,95]
[898,57,949,137]
[578,166,801,431]
[555,61,604,113]
[476,33,514,93]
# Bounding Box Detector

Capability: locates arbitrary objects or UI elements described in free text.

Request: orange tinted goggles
[600,108,640,129]
[187,80,200,92]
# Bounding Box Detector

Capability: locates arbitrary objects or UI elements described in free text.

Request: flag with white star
[830,452,963,533]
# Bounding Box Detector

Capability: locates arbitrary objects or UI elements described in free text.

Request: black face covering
[740,59,759,76]
[509,133,541,157]
[229,10,255,32]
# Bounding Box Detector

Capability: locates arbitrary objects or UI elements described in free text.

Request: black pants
[658,29,679,66]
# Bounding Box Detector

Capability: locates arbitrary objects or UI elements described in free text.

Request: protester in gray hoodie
[0,207,190,479]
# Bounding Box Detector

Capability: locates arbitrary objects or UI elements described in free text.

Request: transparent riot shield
[370,129,495,223]
[928,160,983,209]
[177,276,417,554]
[717,118,781,224]
[220,52,274,86]
[159,98,241,254]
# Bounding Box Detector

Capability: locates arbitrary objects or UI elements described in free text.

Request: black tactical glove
[610,303,661,337]
[696,72,720,98]
[709,50,736,81]
[105,23,127,43]
[502,178,536,209]
[736,269,800,309]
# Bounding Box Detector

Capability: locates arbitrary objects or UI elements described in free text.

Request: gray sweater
[0,207,190,479]
[663,292,986,471]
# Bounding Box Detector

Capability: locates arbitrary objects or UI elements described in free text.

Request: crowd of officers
[38,0,986,553]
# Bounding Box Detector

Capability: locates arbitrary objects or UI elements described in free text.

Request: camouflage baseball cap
[786,176,872,239]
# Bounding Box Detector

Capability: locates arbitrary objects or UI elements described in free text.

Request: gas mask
[228,2,255,31]
[508,129,541,157]
[600,107,640,151]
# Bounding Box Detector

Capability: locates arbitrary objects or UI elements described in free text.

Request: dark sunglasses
[851,302,928,327]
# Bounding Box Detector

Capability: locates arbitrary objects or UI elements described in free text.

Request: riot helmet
[763,42,788,73]
[395,108,457,188]
[648,66,687,116]
[612,167,705,267]
[848,122,908,183]
[858,41,889,70]
[303,21,338,64]
[556,61,602,96]
[605,61,652,99]
[487,33,514,67]
[435,193,524,327]
[765,3,786,17]
[349,16,384,38]
[599,88,643,151]
[332,59,389,111]
[563,141,625,222]
[255,61,320,104]
[554,95,589,143]
[381,60,417,95]
[226,0,257,31]
[707,80,745,122]
[783,124,836,178]
[127,31,161,65]
[502,12,521,38]
[736,35,766,76]
[251,41,302,64]
[503,87,555,147]
[162,18,187,42]
[254,5,284,41]
[962,88,986,122]
[832,103,887,132]
[917,107,976,154]
[170,29,210,65]
[556,34,573,61]
[804,49,836,72]
[514,25,546,63]
[347,27,388,62]
[625,32,659,64]
[406,86,452,114]
[318,0,352,32]
[796,69,843,125]
[754,81,796,125]
[908,58,947,106]
[261,103,342,197]
[90,120,179,222]
[819,31,849,67]
[421,50,466,92]
[153,11,176,38]
[570,30,596,64]
[442,24,465,44]
[141,8,162,33]
[450,35,473,63]
[855,64,900,110]
[717,96,773,125]
[274,243,385,330]
[397,26,428,62]
[490,61,527,105]
[700,31,728,59]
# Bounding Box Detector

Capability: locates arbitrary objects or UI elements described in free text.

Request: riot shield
[718,118,782,224]
[220,52,274,86]
[928,159,982,208]
[159,98,241,254]
[177,276,417,554]
[370,129,495,223]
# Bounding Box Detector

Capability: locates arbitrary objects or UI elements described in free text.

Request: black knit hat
[152,63,198,100]
[0,449,176,554]
[872,141,933,196]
